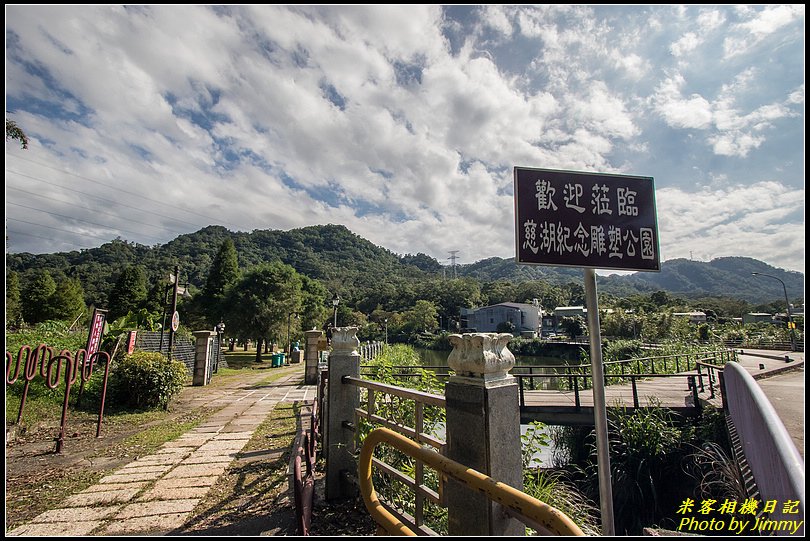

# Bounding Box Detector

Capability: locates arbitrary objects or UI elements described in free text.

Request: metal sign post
[514,166,661,535]
[583,267,614,536]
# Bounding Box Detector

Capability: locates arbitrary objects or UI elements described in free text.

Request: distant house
[554,306,587,318]
[460,302,542,335]
[542,306,588,337]
[673,312,707,324]
[743,312,774,325]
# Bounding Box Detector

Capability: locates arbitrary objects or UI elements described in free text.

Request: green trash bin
[271,353,286,367]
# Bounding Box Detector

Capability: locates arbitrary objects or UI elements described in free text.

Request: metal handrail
[515,371,707,410]
[359,427,585,536]
[360,348,735,379]
[722,362,805,531]
[343,375,446,532]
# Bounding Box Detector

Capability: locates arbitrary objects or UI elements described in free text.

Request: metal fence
[342,375,447,535]
[133,331,225,375]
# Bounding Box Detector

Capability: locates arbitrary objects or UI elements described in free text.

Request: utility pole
[448,250,459,280]
[168,265,180,358]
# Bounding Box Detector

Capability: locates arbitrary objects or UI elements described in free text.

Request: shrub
[110,351,188,410]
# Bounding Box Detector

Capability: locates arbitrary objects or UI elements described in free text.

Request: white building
[461,302,542,335]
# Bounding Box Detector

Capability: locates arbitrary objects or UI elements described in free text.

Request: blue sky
[5,5,805,273]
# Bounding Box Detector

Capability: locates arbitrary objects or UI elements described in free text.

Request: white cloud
[481,5,513,37]
[723,5,804,58]
[697,9,726,31]
[652,67,801,157]
[657,182,804,271]
[4,5,805,275]
[652,73,713,129]
[670,32,700,58]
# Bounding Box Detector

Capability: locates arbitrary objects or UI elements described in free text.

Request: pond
[415,347,581,391]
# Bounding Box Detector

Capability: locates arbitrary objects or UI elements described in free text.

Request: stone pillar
[193,331,215,386]
[325,326,361,501]
[444,333,524,536]
[304,329,323,385]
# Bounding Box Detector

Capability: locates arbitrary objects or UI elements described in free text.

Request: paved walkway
[8,363,316,537]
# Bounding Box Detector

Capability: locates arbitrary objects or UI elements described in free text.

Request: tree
[108,265,148,321]
[300,275,329,333]
[565,281,586,306]
[496,320,516,334]
[402,300,439,334]
[225,262,303,362]
[22,270,57,324]
[5,119,29,149]
[6,271,23,327]
[202,238,240,324]
[419,278,481,325]
[482,281,516,306]
[560,316,585,340]
[49,277,86,323]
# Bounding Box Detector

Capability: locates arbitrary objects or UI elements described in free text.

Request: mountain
[6,225,803,307]
[618,257,804,304]
[6,224,429,308]
[455,255,803,305]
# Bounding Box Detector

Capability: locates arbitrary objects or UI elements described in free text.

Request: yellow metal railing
[359,427,585,536]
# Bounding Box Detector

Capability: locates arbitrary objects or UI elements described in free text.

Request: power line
[7,217,118,242]
[5,169,208,229]
[7,202,166,242]
[6,228,89,249]
[7,154,245,229]
[6,185,178,235]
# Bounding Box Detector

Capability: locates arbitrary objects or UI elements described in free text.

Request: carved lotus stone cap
[447,333,515,379]
[331,326,360,353]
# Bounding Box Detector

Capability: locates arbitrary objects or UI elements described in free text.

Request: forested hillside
[6,224,803,310]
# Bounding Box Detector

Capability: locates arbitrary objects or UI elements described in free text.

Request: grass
[6,469,105,530]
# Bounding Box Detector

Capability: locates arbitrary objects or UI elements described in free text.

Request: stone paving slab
[196,440,248,452]
[83,481,148,493]
[162,437,213,448]
[183,453,235,465]
[63,488,143,507]
[116,463,175,474]
[9,520,104,536]
[34,505,121,522]
[128,453,189,466]
[213,431,252,440]
[98,470,166,483]
[163,463,229,479]
[115,498,200,519]
[137,485,211,501]
[149,476,220,489]
[101,513,191,535]
[154,447,194,457]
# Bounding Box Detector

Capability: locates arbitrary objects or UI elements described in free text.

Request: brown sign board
[514,167,660,272]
